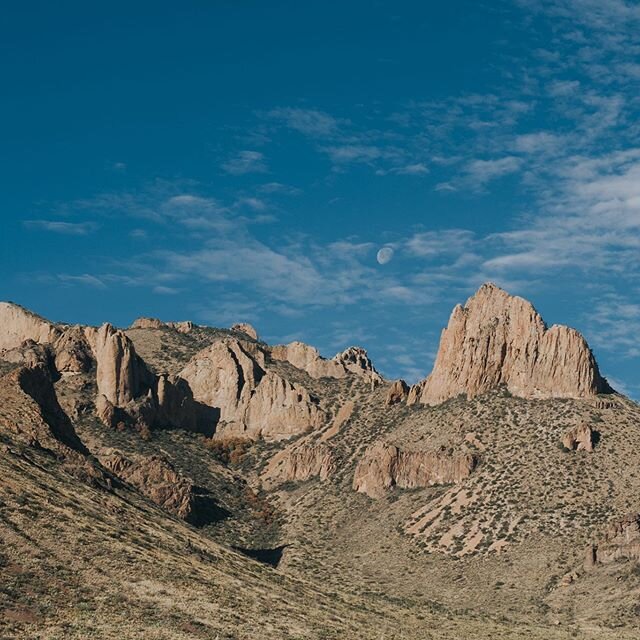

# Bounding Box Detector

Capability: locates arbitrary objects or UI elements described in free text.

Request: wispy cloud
[268,107,340,137]
[222,150,267,175]
[24,220,98,235]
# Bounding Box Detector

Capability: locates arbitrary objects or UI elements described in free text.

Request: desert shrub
[203,435,252,465]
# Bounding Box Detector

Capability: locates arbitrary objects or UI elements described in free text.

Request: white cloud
[464,156,522,188]
[24,220,97,235]
[268,107,339,137]
[222,150,267,175]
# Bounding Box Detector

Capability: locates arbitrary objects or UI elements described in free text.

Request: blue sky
[2,1,639,395]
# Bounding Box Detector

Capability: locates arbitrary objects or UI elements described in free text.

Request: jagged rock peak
[0,301,61,351]
[230,322,258,340]
[272,341,382,383]
[332,346,383,383]
[272,341,347,379]
[180,338,324,441]
[85,323,154,407]
[413,283,609,406]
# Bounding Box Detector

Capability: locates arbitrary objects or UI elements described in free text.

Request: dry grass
[2,324,640,638]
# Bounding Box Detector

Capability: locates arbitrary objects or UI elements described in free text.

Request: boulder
[413,283,609,406]
[562,423,594,452]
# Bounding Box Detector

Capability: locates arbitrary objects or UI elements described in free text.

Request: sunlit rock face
[0,302,61,351]
[413,283,609,406]
[180,338,324,441]
[353,441,477,499]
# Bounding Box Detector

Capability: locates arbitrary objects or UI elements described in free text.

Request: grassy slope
[2,325,640,638]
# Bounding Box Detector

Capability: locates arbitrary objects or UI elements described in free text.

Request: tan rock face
[272,341,347,379]
[562,423,594,452]
[53,325,93,374]
[231,322,258,340]
[11,363,86,452]
[353,442,477,499]
[321,400,354,441]
[333,346,383,383]
[414,283,608,406]
[169,320,194,334]
[155,373,218,434]
[100,450,195,520]
[272,342,382,383]
[407,380,426,406]
[180,338,324,441]
[0,302,61,351]
[130,317,165,329]
[263,443,336,487]
[129,317,195,333]
[85,323,153,407]
[586,513,640,567]
[386,379,409,405]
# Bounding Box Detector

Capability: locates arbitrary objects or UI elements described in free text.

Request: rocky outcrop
[99,450,195,519]
[180,338,324,441]
[386,380,409,405]
[12,363,86,452]
[413,284,609,406]
[155,373,217,433]
[353,442,477,499]
[0,302,61,351]
[272,341,347,379]
[85,323,154,407]
[130,317,195,333]
[321,400,354,441]
[272,341,382,383]
[169,321,194,334]
[130,317,165,329]
[85,324,214,434]
[407,380,426,406]
[263,443,336,487]
[585,514,640,568]
[53,325,93,374]
[562,423,594,452]
[0,364,108,487]
[231,322,258,340]
[333,346,383,383]
[1,339,52,369]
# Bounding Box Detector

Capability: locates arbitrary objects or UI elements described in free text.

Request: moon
[376,247,394,265]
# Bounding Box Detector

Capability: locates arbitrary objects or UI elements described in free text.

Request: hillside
[1,287,639,639]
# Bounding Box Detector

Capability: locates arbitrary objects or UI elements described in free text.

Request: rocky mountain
[411,283,610,405]
[1,285,639,640]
